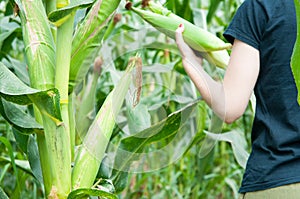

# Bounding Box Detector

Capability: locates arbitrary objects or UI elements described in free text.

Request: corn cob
[126,2,231,53]
[142,1,230,69]
[72,57,139,189]
[202,50,229,69]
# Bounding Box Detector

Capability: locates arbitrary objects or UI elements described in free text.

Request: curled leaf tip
[125,2,132,10]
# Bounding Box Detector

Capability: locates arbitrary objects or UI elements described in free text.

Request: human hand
[175,24,203,66]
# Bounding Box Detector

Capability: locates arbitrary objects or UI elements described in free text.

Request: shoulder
[243,0,291,12]
[241,0,292,20]
[244,0,283,6]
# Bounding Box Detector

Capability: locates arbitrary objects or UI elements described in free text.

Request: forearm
[175,25,259,123]
[182,59,227,121]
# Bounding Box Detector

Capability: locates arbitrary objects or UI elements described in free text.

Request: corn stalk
[12,0,121,198]
[16,0,60,197]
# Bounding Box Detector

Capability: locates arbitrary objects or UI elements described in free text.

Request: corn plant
[0,0,124,198]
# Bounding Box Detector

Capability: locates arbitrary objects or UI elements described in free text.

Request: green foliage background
[0,0,255,198]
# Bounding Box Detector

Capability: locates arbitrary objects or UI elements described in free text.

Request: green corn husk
[201,50,229,69]
[71,57,139,189]
[145,1,230,69]
[75,57,102,141]
[17,0,56,90]
[69,0,121,90]
[127,3,231,53]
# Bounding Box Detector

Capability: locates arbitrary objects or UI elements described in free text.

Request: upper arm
[223,39,260,123]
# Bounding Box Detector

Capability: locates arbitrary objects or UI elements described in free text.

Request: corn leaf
[0,156,32,175]
[206,0,222,24]
[204,130,250,169]
[198,113,223,158]
[0,136,18,184]
[2,57,30,86]
[69,0,121,90]
[0,16,19,50]
[291,0,300,104]
[67,188,118,199]
[111,100,199,192]
[0,62,62,122]
[0,98,43,134]
[0,62,41,104]
[27,135,43,184]
[166,0,193,22]
[13,128,29,153]
[48,0,95,25]
[0,187,9,199]
[97,156,111,179]
[127,103,151,134]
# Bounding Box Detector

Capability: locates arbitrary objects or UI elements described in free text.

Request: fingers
[175,24,197,59]
[176,23,185,34]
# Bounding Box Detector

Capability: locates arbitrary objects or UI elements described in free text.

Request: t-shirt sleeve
[223,0,268,50]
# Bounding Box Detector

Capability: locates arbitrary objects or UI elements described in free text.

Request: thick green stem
[42,115,71,198]
[55,12,75,101]
[55,11,75,164]
[46,0,57,42]
[47,7,75,198]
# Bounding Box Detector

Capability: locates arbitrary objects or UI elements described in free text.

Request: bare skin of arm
[175,24,260,123]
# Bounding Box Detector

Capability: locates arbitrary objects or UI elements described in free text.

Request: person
[175,0,300,198]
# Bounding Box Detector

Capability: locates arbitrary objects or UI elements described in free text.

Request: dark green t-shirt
[223,0,300,193]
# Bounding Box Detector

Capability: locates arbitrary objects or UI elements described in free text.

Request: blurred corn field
[0,0,258,198]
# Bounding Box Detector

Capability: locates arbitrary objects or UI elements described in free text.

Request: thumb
[175,24,186,51]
